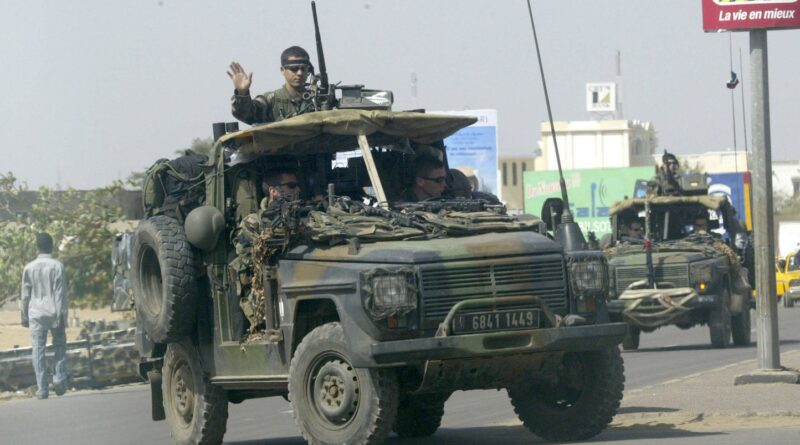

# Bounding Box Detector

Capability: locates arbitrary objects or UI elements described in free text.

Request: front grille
[419,256,568,320]
[615,264,689,294]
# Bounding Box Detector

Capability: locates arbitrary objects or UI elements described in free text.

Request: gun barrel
[311,1,329,90]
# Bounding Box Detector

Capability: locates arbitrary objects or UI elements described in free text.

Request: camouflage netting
[233,198,545,341]
[606,235,749,284]
[609,195,727,216]
[0,319,139,393]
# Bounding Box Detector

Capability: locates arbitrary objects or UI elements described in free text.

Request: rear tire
[393,392,449,438]
[132,216,198,343]
[289,323,398,445]
[786,296,795,308]
[621,325,641,351]
[163,340,228,445]
[507,347,624,442]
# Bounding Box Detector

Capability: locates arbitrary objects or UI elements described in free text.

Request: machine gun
[306,1,394,111]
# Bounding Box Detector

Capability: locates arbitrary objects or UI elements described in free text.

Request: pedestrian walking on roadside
[20,232,69,399]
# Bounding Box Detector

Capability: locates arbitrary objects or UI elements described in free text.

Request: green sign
[523,167,654,237]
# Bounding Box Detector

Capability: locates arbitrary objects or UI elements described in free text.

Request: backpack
[142,150,208,221]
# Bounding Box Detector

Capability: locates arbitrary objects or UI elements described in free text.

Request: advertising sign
[523,167,654,237]
[702,0,800,31]
[586,83,617,113]
[435,109,499,197]
[708,171,753,230]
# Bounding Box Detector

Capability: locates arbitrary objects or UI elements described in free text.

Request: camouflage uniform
[231,85,315,125]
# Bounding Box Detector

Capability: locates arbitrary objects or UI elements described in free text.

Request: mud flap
[148,371,166,421]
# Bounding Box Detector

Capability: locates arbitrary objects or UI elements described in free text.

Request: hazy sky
[1,0,798,189]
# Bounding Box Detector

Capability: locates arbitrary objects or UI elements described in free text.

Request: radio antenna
[526,0,573,223]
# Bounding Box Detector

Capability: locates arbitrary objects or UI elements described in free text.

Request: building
[538,120,657,171]
[663,150,749,174]
[500,119,657,212]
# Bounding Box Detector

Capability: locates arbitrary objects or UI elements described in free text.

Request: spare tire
[132,215,198,343]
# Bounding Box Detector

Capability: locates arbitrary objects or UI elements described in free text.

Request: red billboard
[702,0,800,31]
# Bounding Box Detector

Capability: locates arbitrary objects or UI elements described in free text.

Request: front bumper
[370,322,627,364]
[608,287,719,328]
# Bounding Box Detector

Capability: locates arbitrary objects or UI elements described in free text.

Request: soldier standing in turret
[647,150,683,196]
[228,46,316,125]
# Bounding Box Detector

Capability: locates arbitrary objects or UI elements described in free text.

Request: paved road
[3,307,800,445]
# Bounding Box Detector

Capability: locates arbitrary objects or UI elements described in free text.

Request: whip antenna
[526,0,573,223]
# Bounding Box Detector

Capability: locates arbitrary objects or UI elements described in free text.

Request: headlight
[568,257,607,294]
[690,262,713,285]
[361,268,417,320]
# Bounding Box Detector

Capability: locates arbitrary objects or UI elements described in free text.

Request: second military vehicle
[604,195,752,349]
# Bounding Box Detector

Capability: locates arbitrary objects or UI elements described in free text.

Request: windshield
[615,204,725,243]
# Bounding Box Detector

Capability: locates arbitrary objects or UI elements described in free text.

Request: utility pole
[748,29,780,371]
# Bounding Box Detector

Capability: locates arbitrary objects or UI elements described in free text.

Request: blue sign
[438,110,498,196]
[708,172,750,227]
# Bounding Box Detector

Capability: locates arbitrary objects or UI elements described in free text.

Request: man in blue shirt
[21,233,68,399]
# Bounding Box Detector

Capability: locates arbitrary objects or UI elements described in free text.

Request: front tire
[393,392,449,438]
[709,303,732,348]
[162,340,228,445]
[507,347,624,442]
[731,309,752,346]
[289,323,398,445]
[621,325,641,351]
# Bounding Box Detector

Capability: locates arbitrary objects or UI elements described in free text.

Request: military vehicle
[604,194,753,350]
[131,109,630,445]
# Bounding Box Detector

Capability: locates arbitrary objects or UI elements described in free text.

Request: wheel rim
[306,353,361,428]
[537,353,585,409]
[171,359,196,428]
[139,245,163,317]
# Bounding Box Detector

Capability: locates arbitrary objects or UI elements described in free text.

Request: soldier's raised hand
[228,61,253,95]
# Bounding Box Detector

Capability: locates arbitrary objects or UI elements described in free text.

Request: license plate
[452,309,541,334]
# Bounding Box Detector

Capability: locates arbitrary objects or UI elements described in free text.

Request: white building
[536,120,657,171]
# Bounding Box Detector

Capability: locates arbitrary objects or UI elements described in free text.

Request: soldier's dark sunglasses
[283,64,310,73]
[281,182,300,189]
[420,176,447,184]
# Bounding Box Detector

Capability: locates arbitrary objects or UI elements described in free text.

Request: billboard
[586,83,617,113]
[523,167,654,237]
[708,171,753,230]
[436,109,499,197]
[702,0,800,31]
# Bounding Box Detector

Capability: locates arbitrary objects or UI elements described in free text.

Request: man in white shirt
[21,233,68,399]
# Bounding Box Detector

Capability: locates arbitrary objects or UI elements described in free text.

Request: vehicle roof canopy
[218,109,477,156]
[609,195,728,216]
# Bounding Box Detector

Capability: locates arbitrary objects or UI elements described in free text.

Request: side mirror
[184,206,225,252]
[541,197,564,232]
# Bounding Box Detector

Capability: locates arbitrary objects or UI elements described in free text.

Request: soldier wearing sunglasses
[229,46,316,125]
[401,155,447,202]
[261,168,302,209]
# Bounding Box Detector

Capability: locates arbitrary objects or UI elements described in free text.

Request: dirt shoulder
[612,349,800,431]
[0,308,129,350]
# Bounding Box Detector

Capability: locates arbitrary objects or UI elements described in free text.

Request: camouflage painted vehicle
[132,109,627,445]
[604,195,752,350]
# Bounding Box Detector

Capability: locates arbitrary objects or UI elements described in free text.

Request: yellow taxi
[776,253,800,308]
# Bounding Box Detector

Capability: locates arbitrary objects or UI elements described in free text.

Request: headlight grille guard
[360,267,417,320]
[566,253,608,296]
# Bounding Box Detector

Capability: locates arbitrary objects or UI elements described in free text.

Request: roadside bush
[0,172,123,308]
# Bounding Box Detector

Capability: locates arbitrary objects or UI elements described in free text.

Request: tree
[0,172,123,308]
[177,137,214,158]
